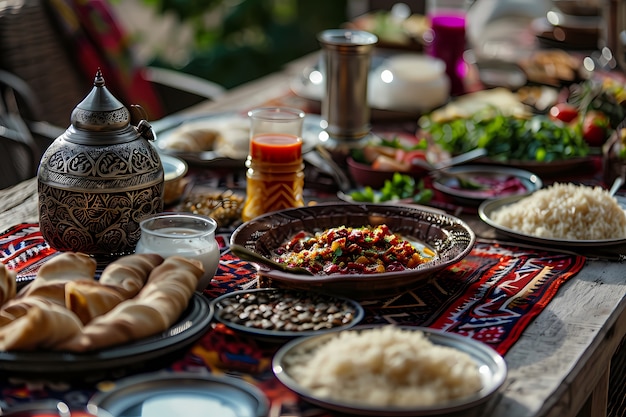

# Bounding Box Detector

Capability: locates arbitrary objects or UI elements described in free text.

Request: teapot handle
[136,120,155,141]
[129,104,155,141]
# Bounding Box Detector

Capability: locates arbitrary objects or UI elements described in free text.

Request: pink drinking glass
[425,0,469,96]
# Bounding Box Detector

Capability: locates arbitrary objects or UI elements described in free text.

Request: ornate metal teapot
[37,70,164,257]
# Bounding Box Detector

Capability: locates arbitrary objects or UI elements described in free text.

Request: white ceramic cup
[135,212,220,291]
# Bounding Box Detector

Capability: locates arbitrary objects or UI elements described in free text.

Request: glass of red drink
[242,107,306,221]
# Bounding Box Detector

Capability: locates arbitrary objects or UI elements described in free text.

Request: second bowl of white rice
[480,182,626,242]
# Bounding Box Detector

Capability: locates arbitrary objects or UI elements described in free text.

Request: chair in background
[0,70,64,189]
[0,0,225,189]
[0,0,226,127]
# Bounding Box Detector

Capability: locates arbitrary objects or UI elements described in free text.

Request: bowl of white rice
[272,325,507,416]
[479,183,626,245]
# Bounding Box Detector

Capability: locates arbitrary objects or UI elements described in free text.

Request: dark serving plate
[211,288,364,342]
[432,165,543,206]
[0,293,213,381]
[476,156,593,178]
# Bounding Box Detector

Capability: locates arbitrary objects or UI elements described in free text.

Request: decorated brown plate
[230,203,475,299]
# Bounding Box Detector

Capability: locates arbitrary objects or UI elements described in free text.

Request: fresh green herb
[349,173,434,204]
[569,79,626,128]
[380,172,415,200]
[457,176,485,190]
[379,136,428,150]
[412,188,434,204]
[419,110,589,162]
[333,247,343,262]
[350,186,377,202]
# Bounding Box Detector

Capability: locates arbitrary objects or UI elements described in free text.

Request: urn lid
[65,69,151,145]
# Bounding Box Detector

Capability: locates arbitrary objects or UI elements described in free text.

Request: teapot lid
[65,69,139,145]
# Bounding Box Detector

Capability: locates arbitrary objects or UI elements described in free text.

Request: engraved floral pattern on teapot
[37,70,164,257]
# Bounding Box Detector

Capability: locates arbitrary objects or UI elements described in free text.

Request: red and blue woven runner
[0,222,585,414]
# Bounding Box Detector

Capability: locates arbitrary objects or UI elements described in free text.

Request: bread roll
[0,263,16,306]
[0,298,83,351]
[213,120,250,159]
[0,280,84,326]
[58,256,203,352]
[98,253,163,298]
[0,298,28,326]
[162,127,220,152]
[16,281,71,307]
[31,252,97,284]
[14,253,162,325]
[16,252,97,305]
[65,280,128,324]
[0,254,203,352]
[0,252,102,347]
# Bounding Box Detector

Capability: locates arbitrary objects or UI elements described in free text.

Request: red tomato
[582,111,610,146]
[549,103,579,123]
[398,149,428,165]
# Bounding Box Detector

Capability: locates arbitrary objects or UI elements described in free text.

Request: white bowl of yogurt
[135,212,220,291]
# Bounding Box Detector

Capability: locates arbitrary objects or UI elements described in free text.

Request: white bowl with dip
[135,212,220,291]
[368,54,450,112]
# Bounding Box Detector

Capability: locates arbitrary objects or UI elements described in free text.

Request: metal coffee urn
[37,70,164,257]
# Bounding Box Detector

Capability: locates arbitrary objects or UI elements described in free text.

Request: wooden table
[1,54,625,417]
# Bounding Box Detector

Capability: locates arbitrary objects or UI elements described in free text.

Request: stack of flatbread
[0,252,204,352]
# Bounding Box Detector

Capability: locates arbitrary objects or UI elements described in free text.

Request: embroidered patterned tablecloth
[0,223,586,414]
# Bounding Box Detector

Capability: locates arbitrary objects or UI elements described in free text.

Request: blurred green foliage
[142,0,348,89]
